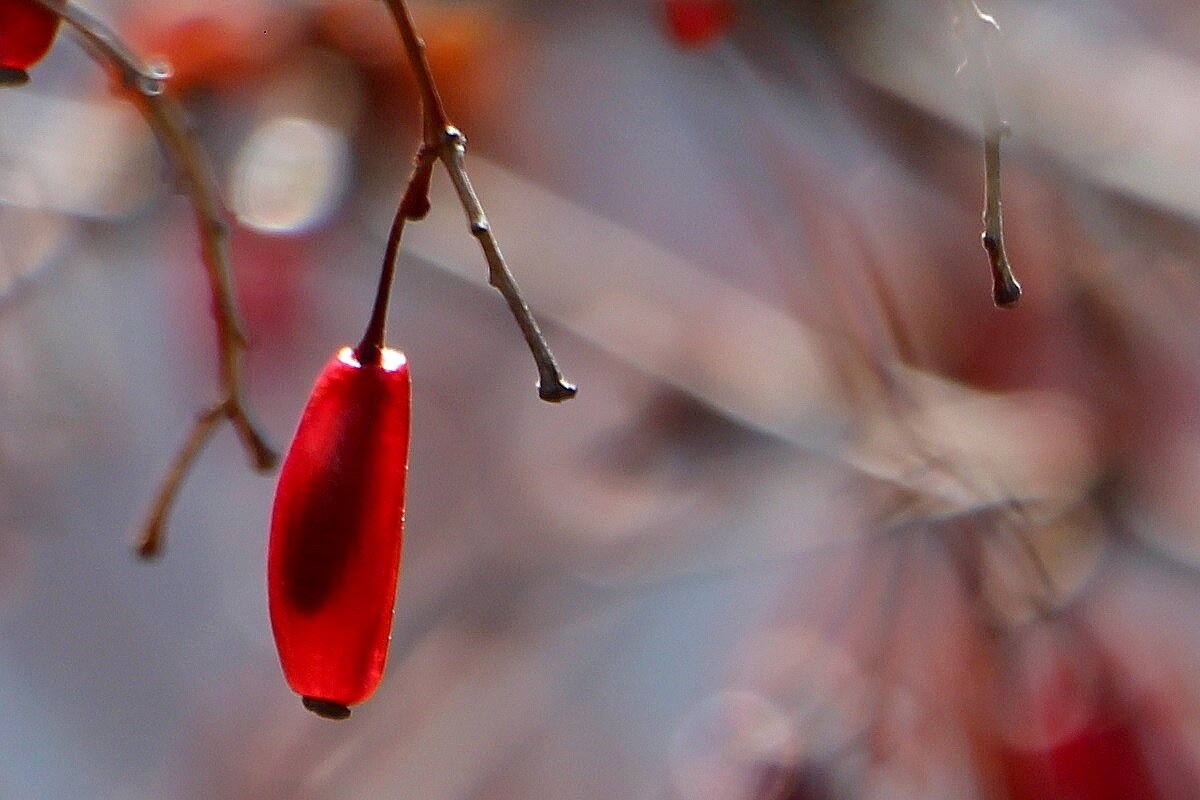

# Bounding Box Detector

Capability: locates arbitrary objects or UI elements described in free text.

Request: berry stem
[355,150,436,367]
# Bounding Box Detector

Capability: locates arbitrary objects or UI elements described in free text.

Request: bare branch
[957,0,1021,308]
[30,0,279,557]
[135,404,224,559]
[380,0,577,402]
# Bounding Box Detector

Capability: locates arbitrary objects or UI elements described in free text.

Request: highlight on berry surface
[0,0,61,85]
[268,346,412,720]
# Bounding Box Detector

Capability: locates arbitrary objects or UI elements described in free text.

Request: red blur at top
[663,0,734,48]
[0,0,60,84]
[268,346,411,720]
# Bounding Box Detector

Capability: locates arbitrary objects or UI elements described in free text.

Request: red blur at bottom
[1003,718,1161,800]
[268,347,411,718]
[995,624,1164,800]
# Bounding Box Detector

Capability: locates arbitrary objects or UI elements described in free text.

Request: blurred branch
[30,0,278,558]
[380,0,577,403]
[957,0,1021,307]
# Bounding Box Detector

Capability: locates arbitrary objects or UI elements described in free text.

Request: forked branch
[380,0,577,402]
[30,0,278,558]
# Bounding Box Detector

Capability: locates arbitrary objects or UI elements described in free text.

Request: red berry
[268,346,411,719]
[1003,720,1161,800]
[663,0,734,48]
[996,626,1162,800]
[0,0,60,84]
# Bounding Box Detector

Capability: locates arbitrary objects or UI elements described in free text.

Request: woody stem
[379,0,577,402]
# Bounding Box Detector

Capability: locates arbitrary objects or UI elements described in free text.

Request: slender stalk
[135,404,224,558]
[30,0,278,558]
[356,150,437,366]
[957,0,1020,308]
[383,0,448,140]
[380,0,577,402]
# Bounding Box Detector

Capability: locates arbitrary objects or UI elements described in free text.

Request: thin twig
[957,0,1021,308]
[135,404,224,559]
[380,0,577,403]
[31,0,278,558]
[356,148,438,365]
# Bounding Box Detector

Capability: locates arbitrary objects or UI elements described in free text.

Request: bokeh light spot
[230,116,349,234]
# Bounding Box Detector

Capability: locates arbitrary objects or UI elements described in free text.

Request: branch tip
[539,380,578,403]
[229,408,280,471]
[135,528,163,560]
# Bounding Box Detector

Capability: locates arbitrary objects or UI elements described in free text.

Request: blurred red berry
[120,0,295,91]
[316,0,516,135]
[0,0,60,84]
[1003,719,1161,800]
[268,346,412,719]
[996,625,1162,800]
[663,0,734,48]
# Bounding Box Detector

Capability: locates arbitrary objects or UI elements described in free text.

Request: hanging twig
[957,0,1021,308]
[30,0,278,558]
[380,0,577,403]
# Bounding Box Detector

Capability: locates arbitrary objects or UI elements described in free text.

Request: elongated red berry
[0,0,61,85]
[268,346,411,720]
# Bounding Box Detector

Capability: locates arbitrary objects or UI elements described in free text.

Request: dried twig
[30,0,278,558]
[135,404,225,560]
[957,0,1021,308]
[378,0,577,402]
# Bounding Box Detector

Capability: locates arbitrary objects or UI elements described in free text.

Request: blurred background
[2,0,1200,797]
